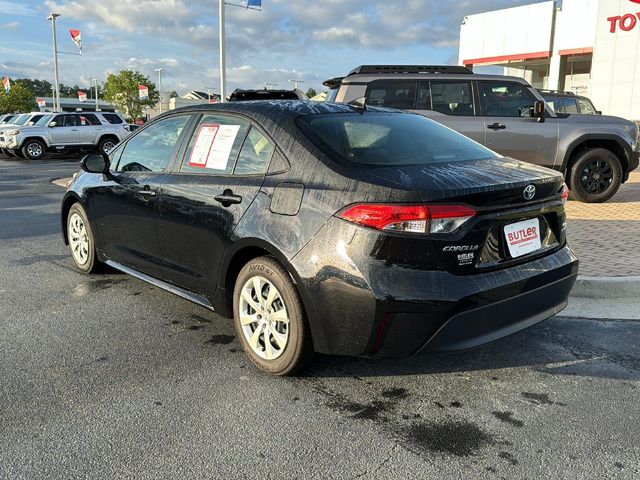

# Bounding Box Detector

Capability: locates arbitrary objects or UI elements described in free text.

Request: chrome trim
[105,260,214,311]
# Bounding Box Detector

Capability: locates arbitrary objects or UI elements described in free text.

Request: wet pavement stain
[498,451,518,465]
[434,402,446,409]
[191,314,212,324]
[381,388,409,400]
[401,420,494,457]
[188,325,205,331]
[205,334,235,345]
[522,392,567,407]
[492,411,524,428]
[450,401,463,408]
[11,254,69,266]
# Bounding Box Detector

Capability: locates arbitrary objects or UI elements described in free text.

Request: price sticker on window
[188,123,241,170]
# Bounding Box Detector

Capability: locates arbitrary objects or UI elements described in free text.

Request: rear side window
[365,80,417,109]
[180,114,250,175]
[478,81,537,117]
[430,81,474,116]
[80,114,101,126]
[116,115,190,173]
[101,113,123,124]
[297,112,497,167]
[234,127,275,175]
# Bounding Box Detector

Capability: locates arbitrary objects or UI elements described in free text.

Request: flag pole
[48,13,61,112]
[219,0,226,103]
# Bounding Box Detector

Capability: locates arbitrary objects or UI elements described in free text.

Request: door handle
[214,189,242,206]
[138,186,157,197]
[487,123,506,131]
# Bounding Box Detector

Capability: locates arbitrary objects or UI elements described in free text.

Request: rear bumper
[377,269,576,357]
[293,218,578,357]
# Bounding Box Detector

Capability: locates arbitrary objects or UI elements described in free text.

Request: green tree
[103,70,159,121]
[15,79,53,97]
[0,82,36,114]
[306,87,317,98]
[169,90,178,99]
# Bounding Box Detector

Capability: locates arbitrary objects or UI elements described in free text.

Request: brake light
[339,204,476,234]
[561,184,569,205]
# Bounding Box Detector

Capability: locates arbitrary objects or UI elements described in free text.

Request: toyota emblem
[523,185,536,201]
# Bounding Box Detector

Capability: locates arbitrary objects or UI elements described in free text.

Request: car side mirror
[596,110,602,115]
[81,153,110,175]
[533,100,546,123]
[49,121,57,128]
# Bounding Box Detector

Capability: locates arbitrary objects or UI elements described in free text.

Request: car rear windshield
[297,112,498,166]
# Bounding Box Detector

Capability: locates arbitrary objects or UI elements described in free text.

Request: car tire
[21,139,46,160]
[98,137,118,155]
[568,148,623,203]
[233,256,314,375]
[67,203,100,274]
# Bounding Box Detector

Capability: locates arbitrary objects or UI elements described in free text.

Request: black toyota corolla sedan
[62,101,578,375]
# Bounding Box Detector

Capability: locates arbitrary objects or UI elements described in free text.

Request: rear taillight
[339,204,476,234]
[561,184,569,205]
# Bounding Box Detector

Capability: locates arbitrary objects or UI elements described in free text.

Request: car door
[88,114,192,278]
[414,80,486,145]
[477,80,559,168]
[156,113,274,297]
[49,114,80,145]
[77,113,102,144]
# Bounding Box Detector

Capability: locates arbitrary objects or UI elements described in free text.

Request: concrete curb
[571,275,640,299]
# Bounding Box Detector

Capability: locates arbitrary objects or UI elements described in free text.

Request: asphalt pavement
[1,157,639,479]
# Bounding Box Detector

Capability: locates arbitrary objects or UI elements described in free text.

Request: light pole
[289,79,304,90]
[206,87,217,103]
[155,68,164,114]
[47,13,61,112]
[218,0,227,103]
[91,78,99,111]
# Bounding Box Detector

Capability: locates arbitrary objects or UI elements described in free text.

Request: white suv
[3,111,129,160]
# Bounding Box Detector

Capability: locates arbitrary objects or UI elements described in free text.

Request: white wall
[590,0,640,120]
[553,0,599,52]
[459,2,556,65]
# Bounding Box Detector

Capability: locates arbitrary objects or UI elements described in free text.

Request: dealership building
[459,0,640,120]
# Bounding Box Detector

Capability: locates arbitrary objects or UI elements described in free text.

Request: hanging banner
[2,76,10,94]
[69,29,82,51]
[138,85,149,100]
[78,91,87,102]
[37,97,46,108]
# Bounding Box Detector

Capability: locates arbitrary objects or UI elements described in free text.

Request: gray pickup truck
[326,65,640,203]
[2,111,130,161]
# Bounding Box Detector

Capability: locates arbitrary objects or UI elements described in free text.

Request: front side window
[478,81,537,117]
[543,95,561,113]
[578,98,597,115]
[365,80,417,109]
[180,114,250,175]
[430,81,474,116]
[53,115,78,127]
[116,115,190,173]
[234,127,275,175]
[297,112,498,167]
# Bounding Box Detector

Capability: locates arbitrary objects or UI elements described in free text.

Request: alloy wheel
[68,212,90,265]
[238,276,290,360]
[26,142,43,158]
[102,141,115,154]
[580,159,613,194]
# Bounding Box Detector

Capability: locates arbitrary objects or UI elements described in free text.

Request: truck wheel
[233,256,314,376]
[98,137,118,155]
[21,139,46,160]
[568,148,622,203]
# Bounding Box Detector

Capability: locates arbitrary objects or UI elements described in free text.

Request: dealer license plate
[504,218,541,258]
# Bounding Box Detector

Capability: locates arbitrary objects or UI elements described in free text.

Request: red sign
[37,97,46,108]
[78,91,87,102]
[608,2,640,32]
[69,29,82,51]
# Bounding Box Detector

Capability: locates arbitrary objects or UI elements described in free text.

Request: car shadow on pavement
[301,318,640,382]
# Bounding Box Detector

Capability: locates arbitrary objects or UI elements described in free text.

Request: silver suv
[326,65,640,203]
[0,112,47,157]
[3,111,129,161]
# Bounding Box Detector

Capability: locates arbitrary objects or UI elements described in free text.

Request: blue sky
[0,0,540,96]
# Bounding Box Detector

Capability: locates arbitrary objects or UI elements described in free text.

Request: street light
[219,0,226,103]
[155,68,164,114]
[289,79,304,90]
[47,13,61,112]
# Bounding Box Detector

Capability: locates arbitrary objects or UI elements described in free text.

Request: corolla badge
[523,185,536,201]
